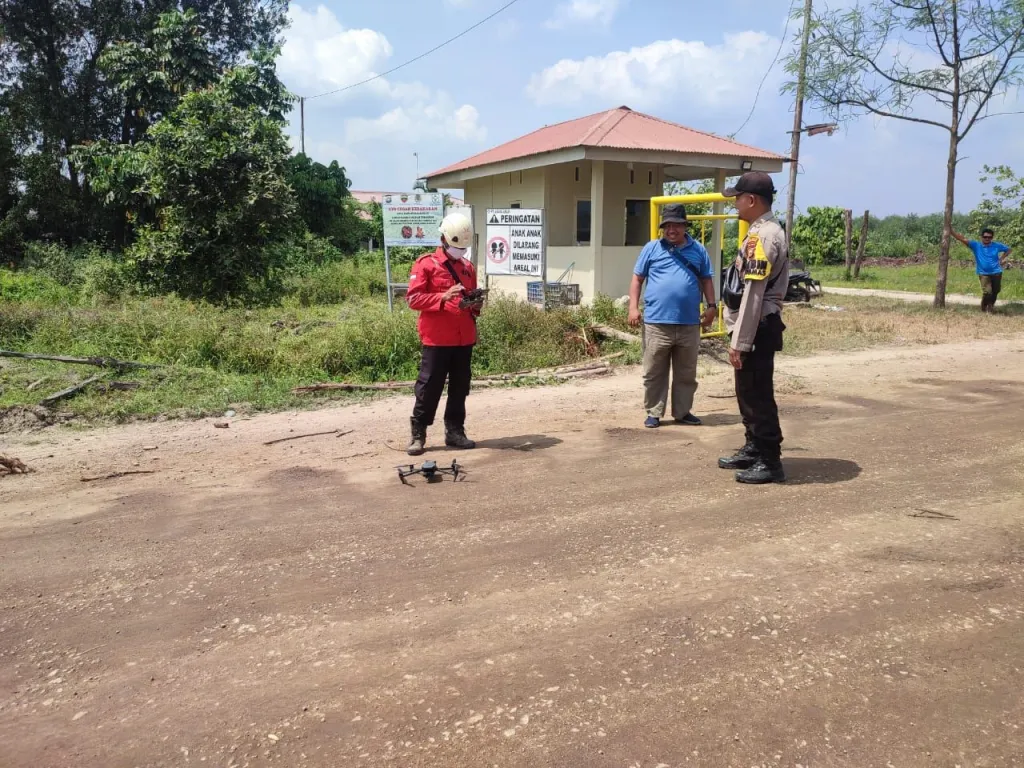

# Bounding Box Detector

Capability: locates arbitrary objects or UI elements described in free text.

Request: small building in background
[425,106,787,303]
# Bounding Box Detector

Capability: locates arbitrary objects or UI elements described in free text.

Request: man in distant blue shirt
[629,204,718,428]
[952,227,1013,312]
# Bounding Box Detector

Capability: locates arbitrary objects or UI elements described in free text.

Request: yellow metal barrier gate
[648,193,750,339]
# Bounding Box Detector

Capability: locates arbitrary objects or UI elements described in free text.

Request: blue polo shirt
[968,240,1010,275]
[634,236,713,325]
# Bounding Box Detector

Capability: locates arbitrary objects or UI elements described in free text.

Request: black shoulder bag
[723,258,785,311]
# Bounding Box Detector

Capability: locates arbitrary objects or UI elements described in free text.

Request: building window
[648,170,654,185]
[519,171,523,184]
[624,200,651,247]
[510,201,522,209]
[574,166,580,183]
[630,169,635,185]
[576,200,592,244]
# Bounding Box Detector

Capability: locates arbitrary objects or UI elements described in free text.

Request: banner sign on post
[485,209,544,276]
[382,193,444,248]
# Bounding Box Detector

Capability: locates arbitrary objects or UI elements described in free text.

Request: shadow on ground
[783,457,862,486]
[698,413,742,427]
[475,434,563,452]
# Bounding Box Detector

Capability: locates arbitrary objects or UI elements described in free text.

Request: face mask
[446,245,468,259]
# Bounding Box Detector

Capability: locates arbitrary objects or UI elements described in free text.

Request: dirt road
[824,285,1022,306]
[2,337,1023,768]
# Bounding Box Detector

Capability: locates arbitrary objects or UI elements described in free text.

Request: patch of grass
[0,291,636,423]
[782,295,1024,355]
[814,264,1024,300]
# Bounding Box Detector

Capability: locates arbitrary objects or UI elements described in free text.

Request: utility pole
[300,97,306,155]
[785,0,813,247]
[414,152,419,181]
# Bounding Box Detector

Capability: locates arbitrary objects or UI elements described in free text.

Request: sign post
[485,208,545,288]
[382,192,445,312]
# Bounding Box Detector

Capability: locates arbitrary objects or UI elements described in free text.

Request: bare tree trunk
[936,3,962,309]
[843,209,854,279]
[935,130,958,309]
[854,210,869,278]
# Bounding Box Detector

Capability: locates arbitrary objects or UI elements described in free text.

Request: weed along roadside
[0,263,644,424]
[4,268,1024,426]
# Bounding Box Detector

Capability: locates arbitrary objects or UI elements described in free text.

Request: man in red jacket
[406,212,483,456]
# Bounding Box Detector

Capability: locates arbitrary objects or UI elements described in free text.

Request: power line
[304,0,523,101]
[730,0,799,138]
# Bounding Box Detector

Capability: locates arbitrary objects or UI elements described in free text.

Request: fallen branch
[591,325,640,344]
[474,366,611,387]
[40,374,104,406]
[292,381,413,393]
[263,428,353,446]
[97,381,142,392]
[294,366,611,394]
[292,354,623,395]
[26,378,48,392]
[1,350,160,370]
[81,470,157,482]
[1,456,34,477]
[909,508,959,521]
[478,361,608,382]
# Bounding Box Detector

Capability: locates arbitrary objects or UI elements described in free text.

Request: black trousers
[980,274,1002,312]
[412,345,474,428]
[735,313,785,461]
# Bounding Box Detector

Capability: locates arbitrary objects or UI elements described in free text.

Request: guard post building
[425,106,788,304]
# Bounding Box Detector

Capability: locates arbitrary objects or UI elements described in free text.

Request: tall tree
[286,154,370,253]
[788,0,1024,307]
[0,0,288,246]
[75,61,297,303]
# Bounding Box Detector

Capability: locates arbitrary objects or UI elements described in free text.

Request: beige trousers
[642,323,700,419]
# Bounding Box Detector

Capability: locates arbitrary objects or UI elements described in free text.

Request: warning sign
[485,209,544,276]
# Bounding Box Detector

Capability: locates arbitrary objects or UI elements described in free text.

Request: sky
[276,0,1024,217]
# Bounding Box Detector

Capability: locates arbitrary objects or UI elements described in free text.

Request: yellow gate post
[648,193,749,339]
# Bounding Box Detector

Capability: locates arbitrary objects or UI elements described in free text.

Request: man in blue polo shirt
[952,227,1013,312]
[628,204,718,428]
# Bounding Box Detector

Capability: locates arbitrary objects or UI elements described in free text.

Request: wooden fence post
[843,209,854,279]
[854,210,870,279]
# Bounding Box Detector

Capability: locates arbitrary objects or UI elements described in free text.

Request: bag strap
[440,257,467,289]
[663,239,703,280]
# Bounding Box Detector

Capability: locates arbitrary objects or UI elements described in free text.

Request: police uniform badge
[743,234,772,281]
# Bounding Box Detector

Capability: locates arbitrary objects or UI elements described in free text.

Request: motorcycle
[785,260,822,303]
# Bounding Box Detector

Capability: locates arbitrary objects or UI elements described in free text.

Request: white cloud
[526,31,780,110]
[546,0,623,29]
[346,101,486,145]
[278,4,486,187]
[279,4,392,98]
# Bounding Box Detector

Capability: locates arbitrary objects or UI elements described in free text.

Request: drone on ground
[396,459,465,485]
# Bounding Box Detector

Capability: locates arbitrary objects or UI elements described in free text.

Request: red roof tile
[427,106,788,178]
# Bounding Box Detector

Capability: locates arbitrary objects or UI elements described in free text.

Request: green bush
[791,207,850,265]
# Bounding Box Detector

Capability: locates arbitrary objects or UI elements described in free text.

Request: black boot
[444,421,476,449]
[718,440,759,470]
[735,458,785,485]
[407,419,427,456]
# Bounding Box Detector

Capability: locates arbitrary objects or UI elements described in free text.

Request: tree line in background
[0,0,375,303]
[3,0,1023,308]
[669,170,1024,268]
[787,0,1024,305]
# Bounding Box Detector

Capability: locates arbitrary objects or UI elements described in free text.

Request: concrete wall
[599,162,662,247]
[599,246,643,300]
[546,162,592,247]
[487,247,592,303]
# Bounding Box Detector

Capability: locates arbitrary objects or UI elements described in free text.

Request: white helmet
[439,212,472,248]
